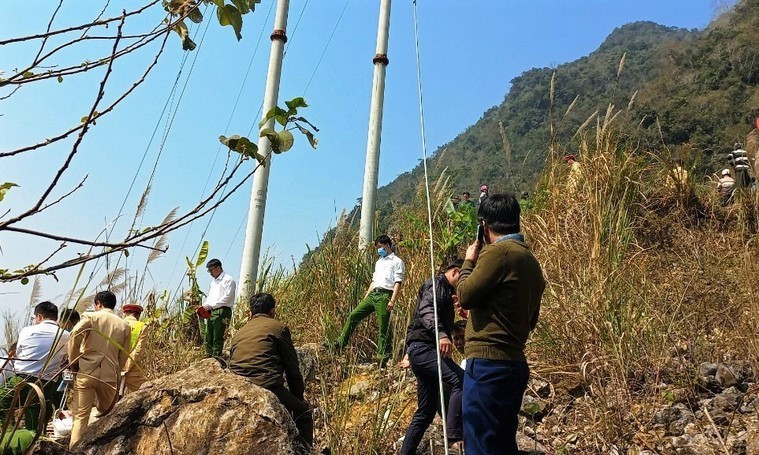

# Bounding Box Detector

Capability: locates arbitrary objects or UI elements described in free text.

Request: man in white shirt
[12,301,69,431]
[334,235,404,365]
[718,168,736,205]
[203,258,237,357]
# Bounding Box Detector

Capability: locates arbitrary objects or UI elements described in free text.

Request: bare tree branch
[0,1,160,46]
[1,31,170,158]
[0,12,126,230]
[2,226,166,251]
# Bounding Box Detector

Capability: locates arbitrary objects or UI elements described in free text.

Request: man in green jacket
[457,193,545,455]
[229,293,312,448]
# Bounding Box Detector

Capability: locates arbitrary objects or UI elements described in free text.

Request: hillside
[370,1,759,222]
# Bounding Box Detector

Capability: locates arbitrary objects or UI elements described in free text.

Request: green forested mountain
[371,0,759,221]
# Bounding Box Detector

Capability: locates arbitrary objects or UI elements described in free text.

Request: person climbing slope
[332,235,404,366]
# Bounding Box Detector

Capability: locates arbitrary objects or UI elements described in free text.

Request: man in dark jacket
[400,259,464,455]
[229,293,313,447]
[457,194,545,455]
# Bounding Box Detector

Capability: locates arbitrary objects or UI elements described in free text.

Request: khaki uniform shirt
[68,308,131,384]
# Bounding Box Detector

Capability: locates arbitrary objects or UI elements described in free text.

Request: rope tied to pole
[412,1,451,453]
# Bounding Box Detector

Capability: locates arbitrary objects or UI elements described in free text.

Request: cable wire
[412,1,451,453]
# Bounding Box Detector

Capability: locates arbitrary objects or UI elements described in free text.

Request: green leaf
[124,250,130,257]
[231,0,250,14]
[172,20,197,51]
[196,240,209,267]
[20,277,29,285]
[296,124,318,149]
[285,97,308,116]
[211,0,225,7]
[57,75,63,83]
[260,106,289,127]
[188,7,204,23]
[277,130,294,152]
[219,134,259,159]
[0,182,19,202]
[21,71,34,79]
[260,128,280,153]
[217,4,243,40]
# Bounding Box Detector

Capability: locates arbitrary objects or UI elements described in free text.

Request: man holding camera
[457,194,545,455]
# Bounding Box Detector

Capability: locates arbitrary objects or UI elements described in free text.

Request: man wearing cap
[333,234,405,365]
[203,258,237,357]
[122,304,148,393]
[68,291,131,448]
[717,168,736,205]
[478,185,489,205]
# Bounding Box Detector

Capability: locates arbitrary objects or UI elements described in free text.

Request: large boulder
[72,358,309,455]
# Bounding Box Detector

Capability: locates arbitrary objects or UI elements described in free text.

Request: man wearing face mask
[457,194,545,455]
[333,235,405,365]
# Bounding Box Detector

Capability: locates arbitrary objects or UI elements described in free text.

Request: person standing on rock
[121,304,148,393]
[457,194,546,455]
[67,291,132,448]
[400,259,465,454]
[229,293,313,447]
[202,258,237,357]
[333,234,405,366]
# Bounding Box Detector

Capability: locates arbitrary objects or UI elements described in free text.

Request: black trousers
[400,342,464,455]
[268,385,313,447]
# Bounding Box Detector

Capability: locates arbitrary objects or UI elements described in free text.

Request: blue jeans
[463,358,529,455]
[400,342,464,455]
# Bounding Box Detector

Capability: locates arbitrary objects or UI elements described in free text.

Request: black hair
[249,293,276,315]
[34,301,58,321]
[206,258,222,270]
[375,234,392,246]
[462,191,470,197]
[453,320,467,332]
[95,290,117,309]
[478,193,520,235]
[443,258,464,272]
[59,308,80,327]
[674,158,684,166]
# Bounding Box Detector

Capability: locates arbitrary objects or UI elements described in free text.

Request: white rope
[412,1,450,453]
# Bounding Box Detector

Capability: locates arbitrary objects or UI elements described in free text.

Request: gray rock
[654,403,695,436]
[520,395,548,422]
[711,386,743,412]
[697,375,722,393]
[348,380,371,398]
[70,358,308,455]
[716,364,739,388]
[698,362,717,377]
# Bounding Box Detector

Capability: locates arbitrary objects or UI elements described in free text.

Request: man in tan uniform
[122,304,148,393]
[67,291,131,448]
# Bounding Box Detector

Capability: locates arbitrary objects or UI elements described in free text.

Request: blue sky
[1,0,719,321]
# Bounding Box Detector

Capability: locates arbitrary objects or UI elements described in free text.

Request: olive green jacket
[457,238,545,362]
[229,314,304,399]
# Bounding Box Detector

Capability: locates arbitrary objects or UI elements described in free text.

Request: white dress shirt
[14,320,70,380]
[205,271,237,309]
[371,253,405,290]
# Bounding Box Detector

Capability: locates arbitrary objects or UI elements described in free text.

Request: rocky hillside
[370,0,759,223]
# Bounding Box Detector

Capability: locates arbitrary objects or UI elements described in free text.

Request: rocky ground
[29,345,757,454]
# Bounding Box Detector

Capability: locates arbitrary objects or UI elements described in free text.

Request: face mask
[377,247,388,257]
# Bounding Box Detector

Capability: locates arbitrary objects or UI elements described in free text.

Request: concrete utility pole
[358,0,392,249]
[239,0,290,297]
